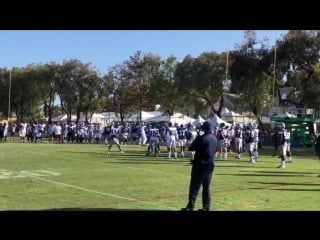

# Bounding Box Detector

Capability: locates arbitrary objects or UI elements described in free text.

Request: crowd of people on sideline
[1,120,318,167]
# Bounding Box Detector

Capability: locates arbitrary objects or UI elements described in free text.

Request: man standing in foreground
[181,121,217,211]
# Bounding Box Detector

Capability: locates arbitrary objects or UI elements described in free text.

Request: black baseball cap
[201,121,211,131]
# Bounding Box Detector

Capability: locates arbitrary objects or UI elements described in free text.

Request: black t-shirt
[189,132,217,165]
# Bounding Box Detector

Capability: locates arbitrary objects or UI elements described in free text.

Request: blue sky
[0,30,288,76]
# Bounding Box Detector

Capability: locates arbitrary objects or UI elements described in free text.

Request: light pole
[272,31,277,106]
[225,31,229,85]
[7,68,12,122]
[139,77,143,124]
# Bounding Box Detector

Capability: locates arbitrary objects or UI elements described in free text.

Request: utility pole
[273,31,277,106]
[225,31,229,84]
[139,78,142,124]
[8,68,12,121]
[223,32,230,117]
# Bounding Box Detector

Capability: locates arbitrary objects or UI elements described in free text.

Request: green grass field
[0,141,320,211]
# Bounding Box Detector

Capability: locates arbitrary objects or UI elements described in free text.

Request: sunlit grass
[0,142,319,210]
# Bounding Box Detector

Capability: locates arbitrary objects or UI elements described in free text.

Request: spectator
[181,121,217,211]
[315,133,320,160]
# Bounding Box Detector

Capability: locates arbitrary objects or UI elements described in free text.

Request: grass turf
[0,142,319,210]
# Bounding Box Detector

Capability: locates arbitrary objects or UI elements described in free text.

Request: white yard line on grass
[27,174,177,210]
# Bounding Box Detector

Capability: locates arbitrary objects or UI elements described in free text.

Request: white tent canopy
[222,111,242,122]
[207,114,232,129]
[222,111,242,117]
[101,112,121,123]
[51,114,77,122]
[146,112,195,125]
[192,115,206,126]
[212,105,230,116]
[220,107,230,116]
[80,113,108,126]
[127,111,162,122]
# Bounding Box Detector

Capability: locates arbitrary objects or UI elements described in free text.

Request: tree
[56,59,101,122]
[8,65,46,122]
[103,51,163,123]
[140,53,162,111]
[284,64,320,116]
[276,30,320,109]
[1,65,59,122]
[103,64,138,124]
[0,68,11,118]
[175,52,225,117]
[122,51,162,121]
[229,30,274,125]
[36,63,61,123]
[78,69,103,123]
[150,55,180,116]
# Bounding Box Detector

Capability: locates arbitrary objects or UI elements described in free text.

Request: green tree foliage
[36,63,60,123]
[79,70,103,123]
[140,53,162,111]
[101,70,117,113]
[103,64,136,124]
[104,51,163,123]
[285,64,320,115]
[121,51,145,120]
[175,52,225,117]
[276,30,320,109]
[304,64,320,115]
[0,68,10,118]
[56,59,101,122]
[151,55,180,116]
[3,30,320,124]
[229,30,274,125]
[1,65,58,122]
[11,65,46,122]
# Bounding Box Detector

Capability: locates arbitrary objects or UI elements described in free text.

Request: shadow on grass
[251,188,320,192]
[61,150,187,159]
[247,181,320,186]
[41,208,167,211]
[104,155,191,163]
[248,179,320,191]
[217,165,274,168]
[215,159,251,163]
[60,150,144,157]
[104,159,191,164]
[240,170,317,175]
[217,173,308,177]
[215,159,276,165]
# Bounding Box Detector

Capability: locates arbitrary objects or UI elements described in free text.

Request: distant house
[278,87,300,107]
